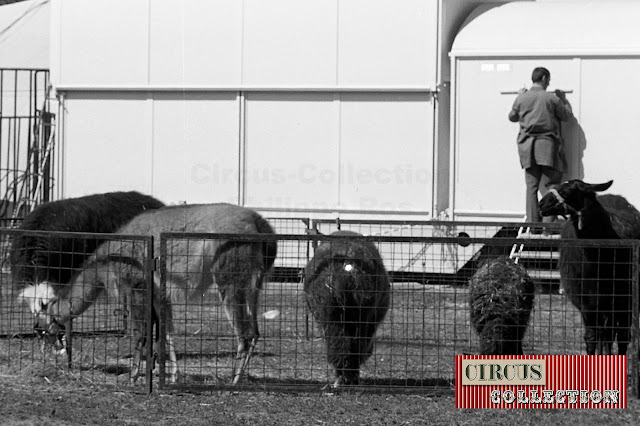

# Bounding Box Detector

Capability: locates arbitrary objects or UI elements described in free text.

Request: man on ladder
[508,66,573,237]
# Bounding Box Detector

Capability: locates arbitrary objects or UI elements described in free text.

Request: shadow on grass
[174,350,278,361]
[163,374,455,394]
[84,364,132,376]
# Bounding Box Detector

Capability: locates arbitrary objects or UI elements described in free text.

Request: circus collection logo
[455,355,626,409]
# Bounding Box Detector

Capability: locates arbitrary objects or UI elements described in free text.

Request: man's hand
[554,89,566,100]
[518,87,528,95]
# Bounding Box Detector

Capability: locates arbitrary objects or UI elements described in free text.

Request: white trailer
[450,1,640,221]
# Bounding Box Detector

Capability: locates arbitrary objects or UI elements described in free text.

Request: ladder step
[517,250,559,260]
[526,269,561,280]
[516,232,561,240]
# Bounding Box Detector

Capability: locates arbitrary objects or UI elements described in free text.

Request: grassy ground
[1,375,639,426]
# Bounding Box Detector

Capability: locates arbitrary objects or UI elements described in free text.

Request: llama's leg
[162,300,179,384]
[596,301,614,355]
[616,330,629,356]
[597,324,614,356]
[613,295,631,356]
[166,333,178,384]
[328,310,351,387]
[220,274,261,385]
[223,288,253,385]
[232,273,261,385]
[591,316,613,355]
[220,286,243,383]
[129,291,145,384]
[584,329,596,355]
[150,319,179,384]
[125,283,149,384]
[215,243,265,385]
[615,314,630,356]
[130,332,144,384]
[582,314,597,355]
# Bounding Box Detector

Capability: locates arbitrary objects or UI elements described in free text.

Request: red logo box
[455,355,627,409]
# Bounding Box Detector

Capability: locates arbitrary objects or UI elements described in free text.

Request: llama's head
[18,282,55,314]
[18,282,66,350]
[538,179,613,218]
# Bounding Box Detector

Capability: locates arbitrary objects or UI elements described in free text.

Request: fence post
[146,236,155,394]
[633,241,640,398]
[65,319,72,369]
[158,233,167,388]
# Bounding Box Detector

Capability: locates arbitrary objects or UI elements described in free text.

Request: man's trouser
[525,164,562,224]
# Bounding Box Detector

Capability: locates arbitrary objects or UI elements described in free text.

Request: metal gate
[0,68,57,219]
[0,229,154,390]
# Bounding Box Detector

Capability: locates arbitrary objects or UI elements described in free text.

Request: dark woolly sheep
[10,191,165,288]
[304,231,390,387]
[539,179,633,355]
[597,193,640,239]
[469,256,535,355]
[19,203,277,384]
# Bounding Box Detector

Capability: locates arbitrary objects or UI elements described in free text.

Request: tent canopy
[451,1,640,57]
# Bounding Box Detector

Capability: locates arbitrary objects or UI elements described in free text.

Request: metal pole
[146,237,155,394]
[633,241,640,398]
[66,318,72,369]
[158,234,167,388]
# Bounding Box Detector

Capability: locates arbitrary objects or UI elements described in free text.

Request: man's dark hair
[531,67,550,83]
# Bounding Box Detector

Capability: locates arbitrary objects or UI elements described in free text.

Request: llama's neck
[573,199,618,239]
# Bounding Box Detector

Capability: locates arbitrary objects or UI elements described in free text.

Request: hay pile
[469,256,535,355]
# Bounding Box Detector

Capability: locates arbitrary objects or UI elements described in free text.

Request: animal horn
[587,180,613,192]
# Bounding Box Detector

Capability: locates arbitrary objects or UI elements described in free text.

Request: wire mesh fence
[0,229,154,390]
[0,224,638,395]
[267,217,311,235]
[155,231,639,395]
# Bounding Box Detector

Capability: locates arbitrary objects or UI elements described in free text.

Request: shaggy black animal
[10,191,165,288]
[539,179,633,355]
[469,256,535,355]
[304,231,390,387]
[597,194,640,239]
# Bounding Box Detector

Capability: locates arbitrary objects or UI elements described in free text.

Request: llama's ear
[587,180,613,192]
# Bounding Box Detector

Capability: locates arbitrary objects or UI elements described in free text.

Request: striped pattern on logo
[455,355,627,409]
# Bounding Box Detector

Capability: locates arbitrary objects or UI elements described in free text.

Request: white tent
[0,0,49,69]
[50,0,442,216]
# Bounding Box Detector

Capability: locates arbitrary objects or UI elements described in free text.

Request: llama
[303,231,390,387]
[10,191,165,287]
[469,256,535,355]
[19,203,277,384]
[20,255,153,377]
[538,179,633,355]
[11,191,164,353]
